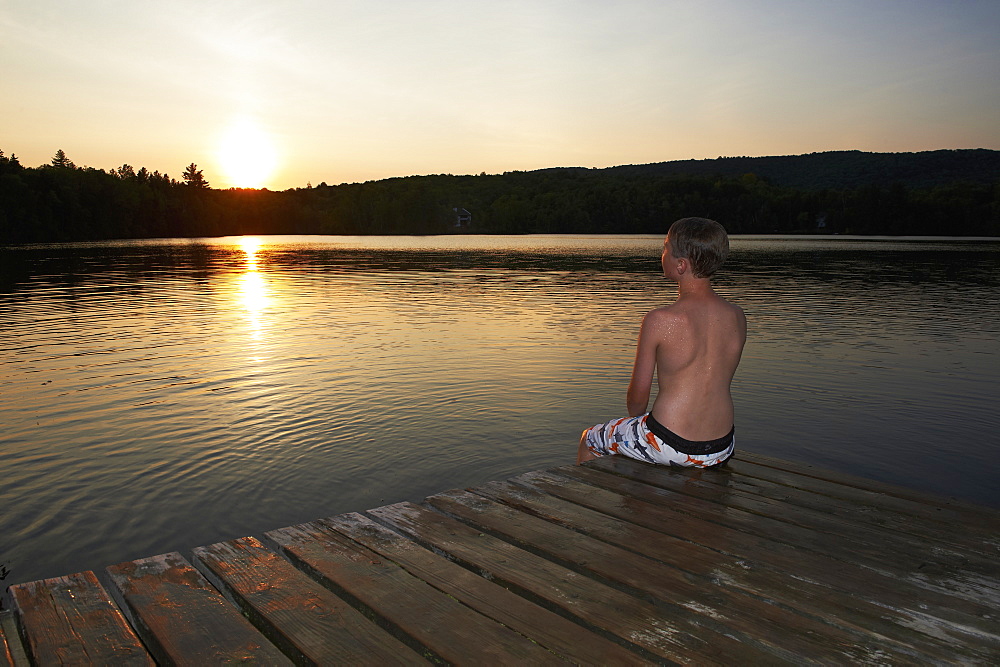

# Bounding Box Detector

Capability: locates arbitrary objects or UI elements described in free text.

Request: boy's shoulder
[645,293,743,322]
[645,302,679,317]
[642,302,686,328]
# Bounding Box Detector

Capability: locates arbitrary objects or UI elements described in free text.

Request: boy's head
[666,217,729,278]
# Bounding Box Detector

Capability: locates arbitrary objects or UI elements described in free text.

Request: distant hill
[2,147,998,242]
[601,149,1000,190]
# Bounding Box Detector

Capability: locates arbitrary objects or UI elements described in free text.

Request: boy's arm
[626,311,659,416]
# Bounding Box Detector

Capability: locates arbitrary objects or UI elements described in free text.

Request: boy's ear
[675,256,689,275]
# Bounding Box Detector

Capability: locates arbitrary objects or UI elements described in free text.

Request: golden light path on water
[237,237,269,343]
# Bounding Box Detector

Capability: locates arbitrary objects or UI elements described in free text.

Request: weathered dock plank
[8,571,152,665]
[267,520,566,664]
[0,613,16,667]
[192,536,423,665]
[369,500,790,664]
[426,486,924,663]
[737,450,1000,529]
[535,465,1000,638]
[318,512,651,665]
[106,552,291,665]
[472,477,987,663]
[566,459,1000,608]
[585,457,1000,592]
[5,450,999,664]
[691,456,998,557]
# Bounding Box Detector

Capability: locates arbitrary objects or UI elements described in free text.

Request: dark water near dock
[1,234,998,590]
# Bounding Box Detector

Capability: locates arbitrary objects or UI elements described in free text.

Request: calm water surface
[1,234,998,589]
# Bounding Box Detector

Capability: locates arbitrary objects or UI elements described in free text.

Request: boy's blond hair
[668,217,730,278]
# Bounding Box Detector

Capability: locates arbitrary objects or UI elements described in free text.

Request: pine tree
[182,163,209,188]
[0,150,23,178]
[51,149,75,169]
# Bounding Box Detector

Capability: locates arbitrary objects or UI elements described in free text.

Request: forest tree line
[1,148,998,243]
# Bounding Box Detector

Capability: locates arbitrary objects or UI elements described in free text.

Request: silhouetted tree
[0,150,23,173]
[182,163,209,188]
[115,164,136,180]
[50,149,75,169]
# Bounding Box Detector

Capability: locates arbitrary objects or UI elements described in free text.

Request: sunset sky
[3,1,999,190]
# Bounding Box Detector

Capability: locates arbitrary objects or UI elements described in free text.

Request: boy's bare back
[627,234,746,441]
[579,218,745,466]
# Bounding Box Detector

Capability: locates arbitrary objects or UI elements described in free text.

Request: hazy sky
[3,1,998,190]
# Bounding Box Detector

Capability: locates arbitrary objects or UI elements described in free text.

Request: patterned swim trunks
[582,413,734,467]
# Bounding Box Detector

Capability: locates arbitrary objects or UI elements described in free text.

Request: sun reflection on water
[240,237,263,269]
[237,237,269,340]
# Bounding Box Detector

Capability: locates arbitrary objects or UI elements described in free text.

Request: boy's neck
[675,276,715,298]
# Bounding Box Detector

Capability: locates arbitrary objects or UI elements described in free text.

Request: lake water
[1,234,998,590]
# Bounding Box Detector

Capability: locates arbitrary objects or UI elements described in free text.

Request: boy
[578,217,746,467]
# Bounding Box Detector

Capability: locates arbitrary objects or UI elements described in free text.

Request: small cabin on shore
[453,207,472,229]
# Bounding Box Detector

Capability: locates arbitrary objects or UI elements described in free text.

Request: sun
[215,118,278,189]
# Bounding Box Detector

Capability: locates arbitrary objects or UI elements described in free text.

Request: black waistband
[645,414,734,455]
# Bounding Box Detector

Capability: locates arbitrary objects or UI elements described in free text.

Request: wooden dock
[3,450,998,664]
